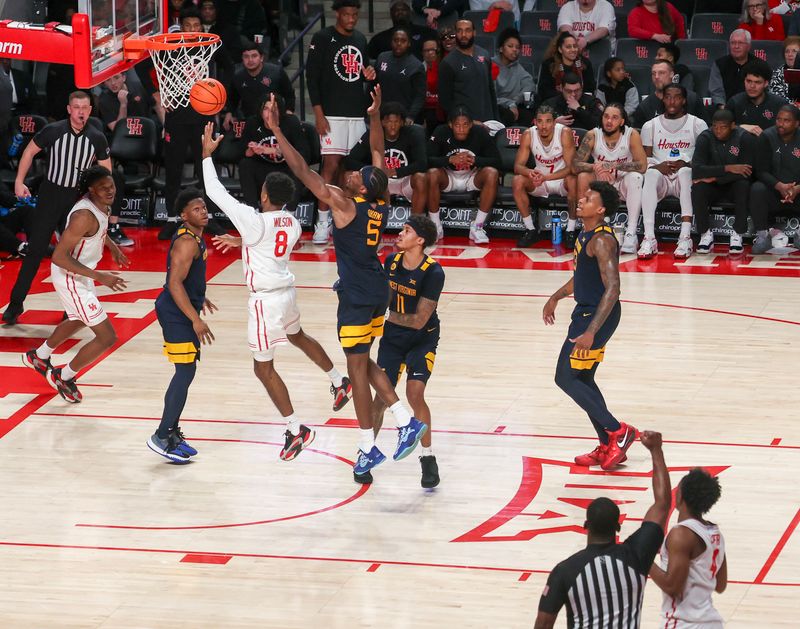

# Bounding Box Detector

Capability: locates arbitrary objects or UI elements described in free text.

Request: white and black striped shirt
[539,522,664,628]
[33,119,110,189]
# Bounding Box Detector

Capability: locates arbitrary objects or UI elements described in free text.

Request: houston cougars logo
[505,127,522,146]
[384,148,408,170]
[232,121,246,138]
[18,116,36,134]
[334,46,363,82]
[126,118,143,136]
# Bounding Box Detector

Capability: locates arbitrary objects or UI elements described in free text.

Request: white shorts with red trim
[51,266,107,327]
[387,175,414,199]
[444,168,479,193]
[320,116,367,156]
[248,287,301,362]
[530,178,567,198]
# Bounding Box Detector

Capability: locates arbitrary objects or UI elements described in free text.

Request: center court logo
[334,46,363,82]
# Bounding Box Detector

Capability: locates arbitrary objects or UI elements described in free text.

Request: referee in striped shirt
[535,431,671,629]
[2,91,112,325]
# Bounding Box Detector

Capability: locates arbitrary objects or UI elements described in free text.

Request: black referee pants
[9,180,77,309]
[691,179,750,235]
[164,121,204,218]
[749,181,800,231]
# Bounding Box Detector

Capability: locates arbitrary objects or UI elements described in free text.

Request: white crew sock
[679,221,692,239]
[326,367,343,388]
[522,215,534,230]
[421,446,433,456]
[285,413,300,436]
[390,401,412,427]
[317,210,330,226]
[36,341,54,360]
[567,219,577,232]
[474,210,489,228]
[359,428,375,452]
[61,363,77,381]
[429,211,441,226]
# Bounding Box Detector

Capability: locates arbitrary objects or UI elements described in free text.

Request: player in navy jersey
[147,188,217,463]
[543,181,637,471]
[269,88,426,482]
[371,215,444,488]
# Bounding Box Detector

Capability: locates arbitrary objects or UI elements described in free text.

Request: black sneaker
[354,470,373,484]
[2,303,23,326]
[420,455,440,488]
[564,229,577,250]
[331,376,352,411]
[280,425,316,461]
[22,349,51,377]
[516,229,539,248]
[158,221,178,241]
[107,224,134,246]
[46,367,82,403]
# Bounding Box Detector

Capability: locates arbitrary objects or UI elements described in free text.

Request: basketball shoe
[22,349,52,377]
[420,455,440,488]
[574,443,627,467]
[46,367,82,403]
[393,417,427,460]
[331,377,352,411]
[602,423,637,470]
[280,425,316,461]
[354,445,386,475]
[170,427,198,457]
[637,237,658,260]
[147,433,191,463]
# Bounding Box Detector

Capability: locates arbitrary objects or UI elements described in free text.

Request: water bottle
[551,215,562,245]
[8,133,23,157]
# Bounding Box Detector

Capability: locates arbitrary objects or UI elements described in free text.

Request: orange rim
[124,32,220,53]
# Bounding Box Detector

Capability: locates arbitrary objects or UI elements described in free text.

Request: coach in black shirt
[2,91,112,325]
[535,431,671,629]
[726,60,788,137]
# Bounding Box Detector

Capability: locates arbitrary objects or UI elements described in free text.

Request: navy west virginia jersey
[156,225,208,317]
[573,224,617,308]
[333,196,390,305]
[384,251,445,334]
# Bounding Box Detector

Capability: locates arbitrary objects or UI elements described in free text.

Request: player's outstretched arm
[167,236,214,345]
[367,86,385,170]
[641,430,671,529]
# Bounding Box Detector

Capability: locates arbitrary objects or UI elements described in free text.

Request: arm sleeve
[537,562,569,615]
[624,86,640,117]
[626,9,654,40]
[396,129,427,177]
[280,68,296,112]
[623,521,665,575]
[343,131,371,170]
[557,6,572,30]
[740,131,757,168]
[32,124,59,149]
[202,158,263,242]
[427,129,449,168]
[91,131,111,161]
[420,264,445,302]
[305,32,325,108]
[437,59,455,118]
[709,64,726,106]
[285,116,311,164]
[691,133,725,179]
[756,133,779,188]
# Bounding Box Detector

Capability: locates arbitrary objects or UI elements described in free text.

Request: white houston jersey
[660,519,726,626]
[591,125,634,166]
[642,114,707,163]
[530,123,567,175]
[61,197,109,272]
[202,158,302,293]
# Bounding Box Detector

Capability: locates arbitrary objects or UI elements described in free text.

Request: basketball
[189,78,227,116]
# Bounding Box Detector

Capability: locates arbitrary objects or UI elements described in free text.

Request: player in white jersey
[512,105,577,247]
[650,468,727,629]
[640,84,708,260]
[21,166,128,403]
[572,102,647,253]
[200,123,352,461]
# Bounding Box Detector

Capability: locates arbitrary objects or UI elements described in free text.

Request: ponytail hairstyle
[77,165,113,197]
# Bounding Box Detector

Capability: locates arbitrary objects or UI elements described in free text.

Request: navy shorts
[156,300,201,364]
[377,323,440,386]
[336,290,387,355]
[563,302,621,371]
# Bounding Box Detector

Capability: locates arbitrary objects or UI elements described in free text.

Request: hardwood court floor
[0,232,798,628]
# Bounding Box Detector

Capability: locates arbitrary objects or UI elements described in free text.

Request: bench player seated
[640,85,707,260]
[427,106,501,244]
[512,105,577,248]
[371,215,444,488]
[572,103,647,253]
[344,101,428,218]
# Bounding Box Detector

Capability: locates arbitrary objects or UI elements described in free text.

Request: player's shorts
[320,116,367,156]
[612,171,642,202]
[377,322,440,387]
[51,267,107,327]
[443,168,479,193]
[156,302,200,364]
[659,620,723,629]
[388,175,414,199]
[562,302,622,371]
[646,167,690,201]
[248,288,302,362]
[337,290,386,355]
[530,178,567,198]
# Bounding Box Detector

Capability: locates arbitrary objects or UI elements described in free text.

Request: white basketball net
[149,35,220,110]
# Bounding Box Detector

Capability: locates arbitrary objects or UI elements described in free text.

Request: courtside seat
[110,116,158,192]
[495,125,527,204]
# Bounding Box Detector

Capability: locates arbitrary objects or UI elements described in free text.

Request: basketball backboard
[0,0,166,88]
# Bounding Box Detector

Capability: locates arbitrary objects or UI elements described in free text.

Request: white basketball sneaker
[697,231,714,254]
[620,232,639,254]
[637,237,658,260]
[469,222,490,244]
[435,220,444,242]
[312,221,330,244]
[674,236,693,259]
[729,232,744,255]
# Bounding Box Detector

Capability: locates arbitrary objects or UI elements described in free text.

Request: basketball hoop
[124,32,220,110]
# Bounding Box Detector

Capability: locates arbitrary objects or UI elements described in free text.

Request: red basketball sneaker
[574,443,607,466]
[602,423,637,470]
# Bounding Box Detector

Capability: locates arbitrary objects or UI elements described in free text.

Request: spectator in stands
[239,94,309,210]
[595,57,639,117]
[167,0,189,28]
[537,32,596,104]
[739,0,785,41]
[493,28,535,126]
[727,59,788,134]
[427,106,501,243]
[421,36,447,132]
[655,43,694,92]
[305,0,373,244]
[627,0,686,43]
[750,104,800,251]
[346,102,430,218]
[369,0,437,60]
[438,19,498,122]
[98,73,153,134]
[223,43,294,131]
[557,0,617,52]
[691,108,756,255]
[198,0,235,84]
[632,60,705,128]
[545,72,603,129]
[768,36,800,100]
[413,0,467,30]
[376,28,427,124]
[0,58,34,115]
[439,24,457,55]
[709,29,756,106]
[216,0,268,49]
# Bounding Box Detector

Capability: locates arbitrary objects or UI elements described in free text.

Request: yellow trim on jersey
[425,351,436,373]
[163,341,199,364]
[354,196,386,205]
[569,346,606,370]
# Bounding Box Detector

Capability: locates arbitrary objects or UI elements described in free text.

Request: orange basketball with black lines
[189,78,227,115]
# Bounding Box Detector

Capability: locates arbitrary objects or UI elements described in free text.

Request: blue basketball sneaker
[170,427,198,457]
[393,418,427,461]
[353,446,386,475]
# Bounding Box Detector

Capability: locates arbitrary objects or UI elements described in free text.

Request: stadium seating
[677,39,729,68]
[616,38,662,66]
[109,116,159,195]
[690,13,741,40]
[750,40,784,69]
[520,11,560,38]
